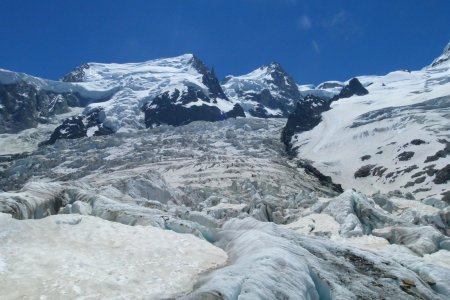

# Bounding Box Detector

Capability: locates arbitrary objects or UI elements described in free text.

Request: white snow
[86,125,99,137]
[0,54,235,139]
[424,250,450,269]
[222,64,296,116]
[298,81,342,99]
[0,213,227,299]
[65,54,235,132]
[284,213,340,237]
[292,60,450,199]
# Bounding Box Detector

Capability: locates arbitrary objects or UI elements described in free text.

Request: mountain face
[1,43,450,299]
[61,54,244,134]
[283,43,450,202]
[0,55,328,149]
[222,62,303,117]
[0,69,110,135]
[0,54,246,148]
[333,77,369,99]
[282,77,368,153]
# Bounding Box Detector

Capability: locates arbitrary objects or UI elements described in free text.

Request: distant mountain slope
[0,54,246,149]
[62,54,244,131]
[222,62,302,117]
[284,42,450,201]
[0,68,113,134]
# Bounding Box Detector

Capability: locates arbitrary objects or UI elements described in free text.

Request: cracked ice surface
[1,118,450,299]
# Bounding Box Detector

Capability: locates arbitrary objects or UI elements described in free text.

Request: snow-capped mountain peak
[222,62,301,117]
[1,54,245,149]
[56,53,239,134]
[62,53,208,92]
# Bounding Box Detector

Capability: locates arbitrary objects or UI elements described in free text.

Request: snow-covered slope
[222,62,302,117]
[0,54,246,150]
[1,54,237,132]
[298,80,344,99]
[289,44,450,201]
[62,54,241,131]
[0,213,227,299]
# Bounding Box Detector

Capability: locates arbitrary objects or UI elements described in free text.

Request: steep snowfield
[0,213,227,299]
[292,52,450,201]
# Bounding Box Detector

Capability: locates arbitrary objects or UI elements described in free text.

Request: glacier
[0,43,449,299]
[1,117,449,299]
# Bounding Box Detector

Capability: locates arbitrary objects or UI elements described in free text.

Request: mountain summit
[222,62,302,117]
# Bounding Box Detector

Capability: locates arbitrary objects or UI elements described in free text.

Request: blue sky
[1,0,449,85]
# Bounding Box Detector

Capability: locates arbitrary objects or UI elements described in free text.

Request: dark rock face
[372,166,387,177]
[226,62,302,118]
[61,63,90,82]
[411,139,426,145]
[354,165,376,178]
[144,102,222,128]
[404,176,426,188]
[45,116,86,145]
[297,160,343,193]
[249,103,270,118]
[0,81,85,133]
[143,56,244,128]
[190,56,228,100]
[442,191,450,204]
[361,155,371,161]
[40,108,113,146]
[225,104,246,119]
[398,151,415,161]
[143,89,244,128]
[434,164,450,184]
[334,78,369,100]
[281,95,331,153]
[266,62,302,103]
[425,140,450,163]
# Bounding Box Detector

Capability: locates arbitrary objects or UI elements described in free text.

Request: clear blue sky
[1,0,449,85]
